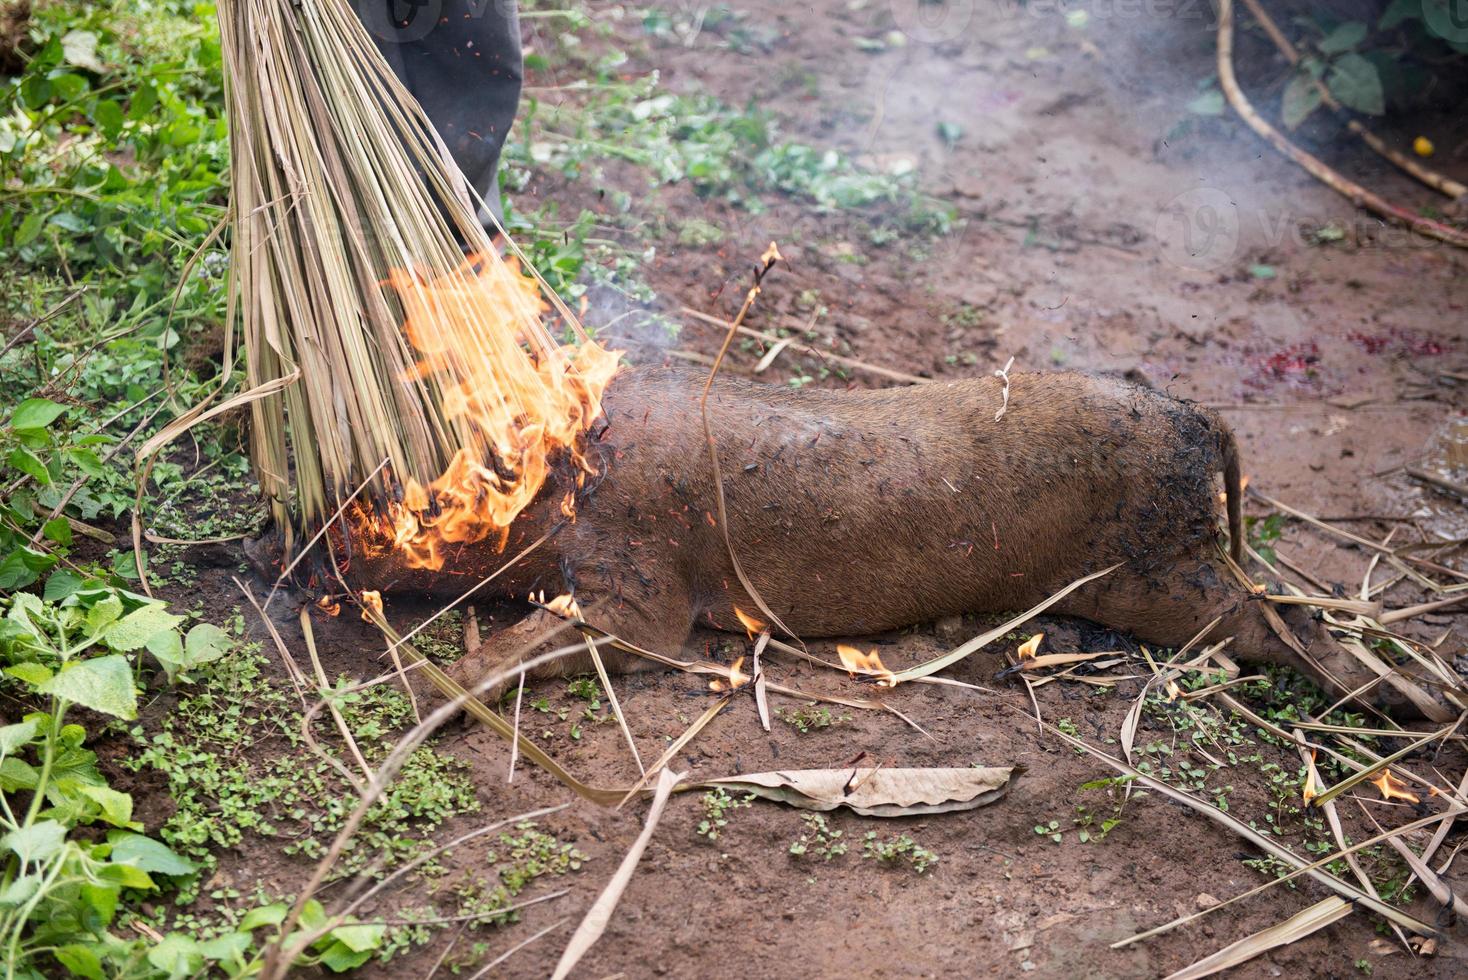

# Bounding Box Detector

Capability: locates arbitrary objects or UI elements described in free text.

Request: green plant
[788,814,847,861]
[696,788,752,841]
[1071,774,1137,843]
[861,832,938,874]
[775,704,850,733]
[1246,512,1285,564]
[0,576,241,976]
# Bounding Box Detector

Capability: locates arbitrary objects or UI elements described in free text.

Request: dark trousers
[351,0,523,226]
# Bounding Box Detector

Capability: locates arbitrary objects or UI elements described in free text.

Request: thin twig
[1217,0,1468,248]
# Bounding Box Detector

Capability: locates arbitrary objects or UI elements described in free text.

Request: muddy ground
[196,2,1468,977]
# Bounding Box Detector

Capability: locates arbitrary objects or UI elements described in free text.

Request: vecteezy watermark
[1155,187,1241,271]
[1156,187,1457,271]
[885,0,1214,44]
[1423,0,1468,43]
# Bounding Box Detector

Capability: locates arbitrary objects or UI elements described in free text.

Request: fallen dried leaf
[706,766,1018,817]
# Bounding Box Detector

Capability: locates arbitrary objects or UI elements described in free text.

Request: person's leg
[351,0,523,228]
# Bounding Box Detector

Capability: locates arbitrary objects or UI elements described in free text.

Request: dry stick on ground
[1404,767,1468,897]
[582,632,645,776]
[1033,712,1442,939]
[1293,735,1411,952]
[299,606,374,786]
[697,243,802,645]
[1406,466,1468,502]
[1216,0,1468,249]
[1164,898,1354,980]
[465,917,571,980]
[261,639,593,979]
[552,768,684,980]
[1356,798,1468,917]
[0,286,85,362]
[262,455,391,610]
[131,368,302,596]
[679,306,932,386]
[1238,0,1466,201]
[1219,691,1465,805]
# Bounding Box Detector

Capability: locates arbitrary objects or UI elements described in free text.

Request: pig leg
[1059,556,1429,714]
[431,569,699,704]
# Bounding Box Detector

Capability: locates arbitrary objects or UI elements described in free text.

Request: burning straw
[216,0,618,569]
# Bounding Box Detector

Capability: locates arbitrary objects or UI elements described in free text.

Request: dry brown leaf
[706,766,1018,817]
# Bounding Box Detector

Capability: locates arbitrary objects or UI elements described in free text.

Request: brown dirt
[155,3,1468,977]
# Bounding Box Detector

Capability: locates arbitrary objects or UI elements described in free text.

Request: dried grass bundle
[217,0,615,565]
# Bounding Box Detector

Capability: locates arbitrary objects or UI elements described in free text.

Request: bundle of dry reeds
[216,0,616,567]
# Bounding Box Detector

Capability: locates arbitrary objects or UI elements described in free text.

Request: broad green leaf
[2,820,67,865]
[93,99,125,139]
[108,831,196,876]
[0,874,40,909]
[9,398,68,433]
[146,628,185,683]
[84,594,124,636]
[318,940,374,973]
[198,932,252,962]
[298,898,328,930]
[4,663,54,688]
[0,720,38,755]
[80,882,119,926]
[42,517,72,546]
[54,944,105,980]
[0,757,38,792]
[78,785,140,830]
[238,903,289,931]
[65,446,106,478]
[7,447,50,484]
[37,655,138,720]
[328,922,386,953]
[43,570,85,602]
[146,933,203,974]
[102,602,182,652]
[1186,89,1224,116]
[98,861,155,890]
[184,623,233,667]
[1379,0,1419,30]
[14,212,44,248]
[0,549,55,590]
[1281,72,1322,129]
[1318,21,1368,53]
[1327,53,1384,115]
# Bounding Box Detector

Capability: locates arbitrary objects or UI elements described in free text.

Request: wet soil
[172,3,1468,977]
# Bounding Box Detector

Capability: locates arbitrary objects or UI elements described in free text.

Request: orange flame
[1371,770,1420,804]
[353,253,620,570]
[543,592,582,620]
[733,606,766,640]
[316,595,341,617]
[711,657,750,692]
[359,589,383,623]
[1017,633,1043,660]
[837,644,896,687]
[1219,474,1250,505]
